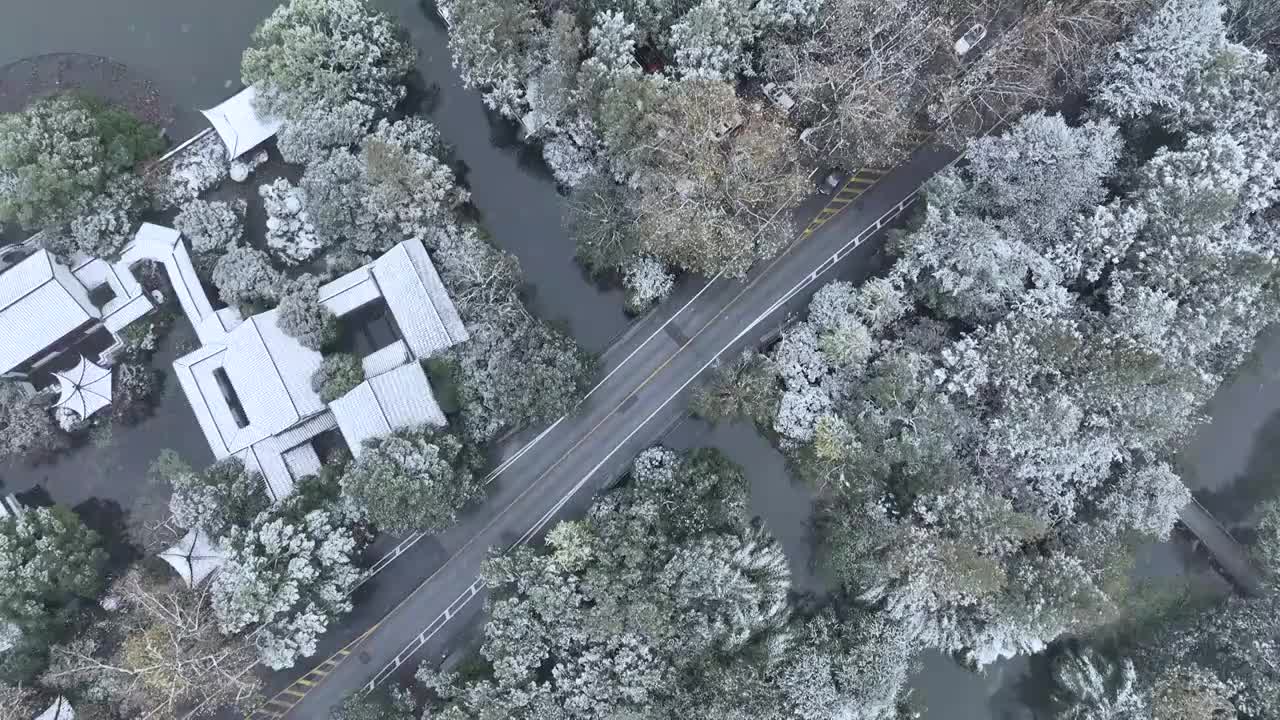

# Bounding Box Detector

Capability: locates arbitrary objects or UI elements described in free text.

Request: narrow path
[1178,499,1266,595]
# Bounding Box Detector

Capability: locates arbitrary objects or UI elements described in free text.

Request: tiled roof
[371,239,469,359]
[240,411,339,501]
[200,85,282,159]
[331,362,446,456]
[172,311,325,457]
[319,266,380,316]
[0,250,98,374]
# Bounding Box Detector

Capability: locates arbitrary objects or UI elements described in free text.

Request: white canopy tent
[200,86,282,160]
[34,697,74,720]
[159,529,226,586]
[52,355,112,420]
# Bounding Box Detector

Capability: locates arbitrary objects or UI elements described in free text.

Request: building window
[212,368,250,428]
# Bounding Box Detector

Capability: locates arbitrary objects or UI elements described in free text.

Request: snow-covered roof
[374,239,469,359]
[173,311,325,457]
[0,250,99,375]
[239,411,339,501]
[159,529,225,586]
[200,86,282,160]
[319,238,469,360]
[34,696,75,720]
[331,362,446,456]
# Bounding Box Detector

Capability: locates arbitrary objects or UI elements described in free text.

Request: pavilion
[200,85,282,160]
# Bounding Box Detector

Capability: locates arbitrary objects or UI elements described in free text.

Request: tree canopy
[242,0,416,162]
[0,93,161,236]
[340,426,484,534]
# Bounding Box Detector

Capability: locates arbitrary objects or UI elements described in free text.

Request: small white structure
[200,86,282,160]
[0,494,24,519]
[34,697,75,720]
[159,529,226,586]
[331,362,448,457]
[0,250,99,376]
[955,23,988,56]
[52,355,113,420]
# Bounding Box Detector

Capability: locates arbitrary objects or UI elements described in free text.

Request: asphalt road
[258,143,961,718]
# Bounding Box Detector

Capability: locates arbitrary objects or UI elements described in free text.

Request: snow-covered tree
[1095,463,1190,540]
[631,80,807,277]
[450,318,595,443]
[542,134,598,188]
[669,0,757,81]
[161,133,230,206]
[41,570,261,718]
[961,113,1121,248]
[275,98,375,167]
[0,684,37,718]
[301,150,376,252]
[175,198,246,255]
[331,688,417,720]
[275,274,338,351]
[311,354,365,403]
[211,489,365,669]
[567,175,640,275]
[1094,0,1228,120]
[211,246,281,310]
[58,173,150,260]
[692,350,780,427]
[426,222,596,443]
[260,177,322,265]
[1048,645,1150,719]
[156,453,270,540]
[761,0,932,168]
[340,426,483,534]
[0,93,161,232]
[1253,499,1280,576]
[412,444,914,719]
[242,0,416,126]
[0,507,106,637]
[1149,664,1236,720]
[622,256,675,313]
[0,382,66,461]
[442,0,540,118]
[361,116,470,243]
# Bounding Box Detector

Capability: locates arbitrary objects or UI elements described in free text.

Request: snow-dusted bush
[276,99,375,166]
[61,173,150,259]
[212,246,282,309]
[162,133,230,205]
[276,275,338,350]
[259,178,322,265]
[174,198,246,254]
[542,134,597,188]
[229,149,269,183]
[311,354,365,402]
[622,256,675,314]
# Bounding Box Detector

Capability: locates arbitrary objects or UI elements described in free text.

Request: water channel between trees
[2,2,1276,718]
